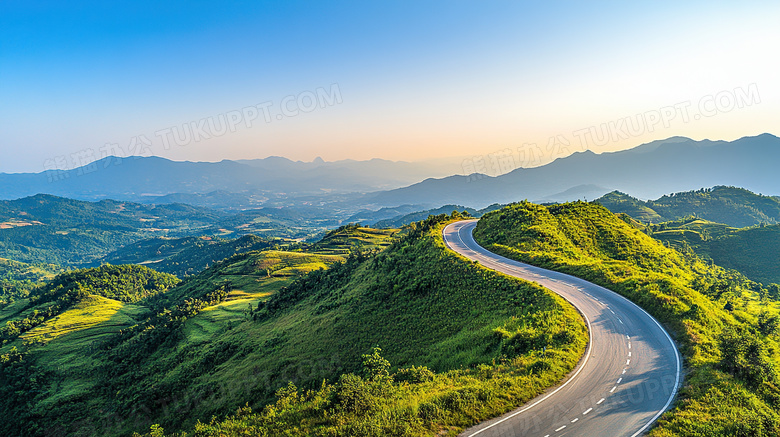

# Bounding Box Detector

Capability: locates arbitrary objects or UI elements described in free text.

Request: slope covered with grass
[649,217,780,286]
[0,225,394,435]
[0,264,180,437]
[474,201,780,436]
[4,217,587,437]
[130,214,586,437]
[0,244,350,437]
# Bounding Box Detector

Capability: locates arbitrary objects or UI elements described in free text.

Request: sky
[1,0,778,174]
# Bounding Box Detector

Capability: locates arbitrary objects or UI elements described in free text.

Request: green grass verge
[474,201,780,437]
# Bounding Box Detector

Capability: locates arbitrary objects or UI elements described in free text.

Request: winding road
[443,220,682,437]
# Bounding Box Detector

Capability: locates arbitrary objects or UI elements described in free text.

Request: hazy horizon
[3,131,777,178]
[2,1,778,174]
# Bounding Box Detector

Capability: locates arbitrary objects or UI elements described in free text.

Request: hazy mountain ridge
[0,156,456,206]
[368,134,780,208]
[2,134,777,212]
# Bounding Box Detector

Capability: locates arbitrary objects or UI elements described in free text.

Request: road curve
[443,220,682,437]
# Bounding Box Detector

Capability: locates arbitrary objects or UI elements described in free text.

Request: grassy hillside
[0,264,180,437]
[0,265,179,349]
[3,219,588,437]
[597,186,780,227]
[474,201,780,436]
[0,226,387,436]
[595,191,665,222]
[311,224,398,254]
[129,214,586,437]
[649,218,780,285]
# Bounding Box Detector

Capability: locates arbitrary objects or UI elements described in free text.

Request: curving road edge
[443,220,682,437]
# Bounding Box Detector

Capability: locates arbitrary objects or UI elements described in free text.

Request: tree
[758,312,780,337]
[361,346,391,381]
[719,328,776,388]
[768,284,780,301]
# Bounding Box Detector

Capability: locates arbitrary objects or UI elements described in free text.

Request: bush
[395,366,435,384]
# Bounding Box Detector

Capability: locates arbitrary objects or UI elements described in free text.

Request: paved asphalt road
[443,220,682,437]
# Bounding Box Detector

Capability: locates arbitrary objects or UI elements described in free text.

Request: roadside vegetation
[474,201,780,436]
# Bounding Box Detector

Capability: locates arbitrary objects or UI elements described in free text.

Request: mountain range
[367,133,780,208]
[0,156,456,207]
[1,134,778,212]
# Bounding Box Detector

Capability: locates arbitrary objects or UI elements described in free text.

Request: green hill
[373,205,478,228]
[474,201,780,436]
[595,191,665,222]
[648,218,780,285]
[2,219,587,437]
[597,186,780,227]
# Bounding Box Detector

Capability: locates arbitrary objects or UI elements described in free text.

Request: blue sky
[1,1,778,173]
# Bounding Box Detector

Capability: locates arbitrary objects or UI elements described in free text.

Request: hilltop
[597,186,780,227]
[595,186,780,285]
